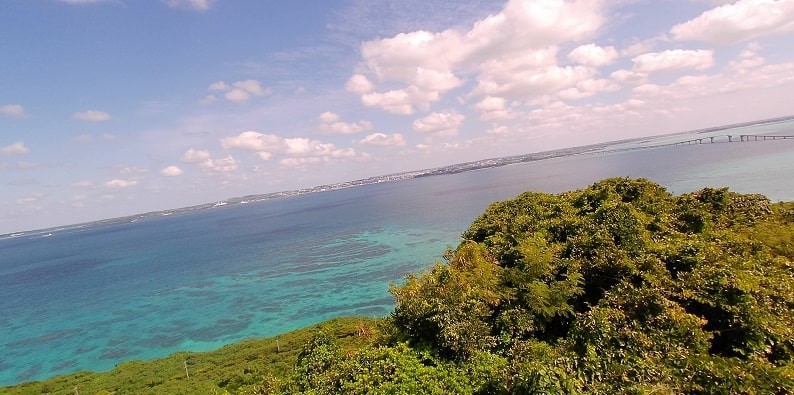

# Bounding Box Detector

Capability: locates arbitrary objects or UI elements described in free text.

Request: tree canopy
[290,178,794,394]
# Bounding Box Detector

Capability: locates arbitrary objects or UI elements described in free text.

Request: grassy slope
[1,317,381,395]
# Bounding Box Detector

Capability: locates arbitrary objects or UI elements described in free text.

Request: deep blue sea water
[2,121,794,385]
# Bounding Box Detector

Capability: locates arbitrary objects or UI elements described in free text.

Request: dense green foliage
[5,178,793,394]
[384,178,794,394]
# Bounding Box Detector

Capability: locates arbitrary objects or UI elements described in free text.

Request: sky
[2,0,794,233]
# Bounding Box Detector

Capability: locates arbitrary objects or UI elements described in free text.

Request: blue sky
[2,0,794,233]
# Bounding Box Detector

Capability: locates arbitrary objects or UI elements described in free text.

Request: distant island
[4,114,793,239]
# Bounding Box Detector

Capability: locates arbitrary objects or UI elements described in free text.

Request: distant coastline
[3,114,793,238]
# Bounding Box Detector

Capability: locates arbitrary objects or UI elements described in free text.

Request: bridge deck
[674,134,794,145]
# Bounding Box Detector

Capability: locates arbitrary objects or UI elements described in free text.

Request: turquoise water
[1,123,794,385]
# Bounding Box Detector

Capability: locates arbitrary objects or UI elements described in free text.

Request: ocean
[2,119,794,385]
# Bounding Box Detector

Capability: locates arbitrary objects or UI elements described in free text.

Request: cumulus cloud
[567,44,618,67]
[220,131,281,152]
[162,0,215,11]
[610,69,648,85]
[1,142,30,155]
[208,81,229,91]
[726,42,766,74]
[359,133,407,146]
[349,0,605,113]
[105,179,139,189]
[412,110,465,137]
[318,112,373,134]
[632,49,714,73]
[557,78,620,100]
[161,166,184,176]
[360,85,445,115]
[475,96,515,121]
[206,79,271,103]
[180,148,211,163]
[345,74,375,94]
[1,104,27,118]
[479,64,595,99]
[671,0,794,44]
[219,130,364,167]
[197,155,238,173]
[73,109,111,122]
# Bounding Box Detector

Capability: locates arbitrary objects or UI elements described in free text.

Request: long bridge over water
[590,133,794,157]
[674,134,794,145]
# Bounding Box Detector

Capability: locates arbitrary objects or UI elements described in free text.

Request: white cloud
[632,83,662,96]
[198,155,238,173]
[181,148,211,163]
[632,49,714,73]
[283,138,311,155]
[200,94,217,105]
[475,96,519,121]
[567,44,618,67]
[360,85,446,115]
[161,166,184,176]
[318,112,373,134]
[206,79,271,103]
[105,179,139,189]
[162,0,215,11]
[118,166,148,175]
[225,89,252,103]
[359,133,407,146]
[671,0,794,44]
[233,79,267,96]
[218,130,365,167]
[319,111,339,123]
[557,78,620,100]
[359,29,463,84]
[208,81,229,91]
[1,104,27,118]
[220,131,281,152]
[1,142,30,155]
[73,109,111,122]
[412,110,465,136]
[726,42,766,74]
[350,0,605,113]
[477,62,595,98]
[278,144,360,168]
[610,69,648,85]
[345,74,375,94]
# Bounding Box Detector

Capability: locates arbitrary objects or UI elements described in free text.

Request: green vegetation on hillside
[5,178,794,394]
[2,318,380,395]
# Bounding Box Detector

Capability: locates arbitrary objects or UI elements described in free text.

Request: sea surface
[2,120,794,385]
